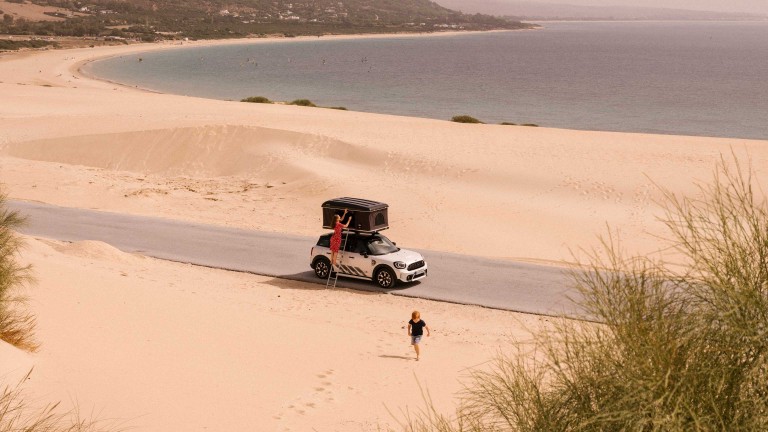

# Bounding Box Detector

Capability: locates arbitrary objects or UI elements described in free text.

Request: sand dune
[2,124,377,179]
[4,236,546,432]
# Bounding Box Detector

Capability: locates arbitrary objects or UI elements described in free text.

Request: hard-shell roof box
[322,197,389,232]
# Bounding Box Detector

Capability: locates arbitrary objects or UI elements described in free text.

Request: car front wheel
[314,257,331,279]
[374,267,396,289]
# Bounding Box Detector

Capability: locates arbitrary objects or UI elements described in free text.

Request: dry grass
[0,189,36,351]
[1,371,126,432]
[402,154,768,431]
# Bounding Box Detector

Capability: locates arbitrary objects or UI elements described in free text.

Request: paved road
[8,200,582,317]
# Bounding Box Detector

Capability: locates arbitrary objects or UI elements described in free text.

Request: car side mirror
[361,251,368,258]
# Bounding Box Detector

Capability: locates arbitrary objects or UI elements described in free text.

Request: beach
[1,36,767,431]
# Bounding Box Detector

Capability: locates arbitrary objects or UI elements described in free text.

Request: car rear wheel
[314,257,331,279]
[374,267,396,289]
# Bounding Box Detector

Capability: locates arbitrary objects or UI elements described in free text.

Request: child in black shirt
[408,310,431,361]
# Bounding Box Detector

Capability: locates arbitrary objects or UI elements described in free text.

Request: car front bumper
[395,265,428,283]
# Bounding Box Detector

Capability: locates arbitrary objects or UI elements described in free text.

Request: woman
[330,209,351,268]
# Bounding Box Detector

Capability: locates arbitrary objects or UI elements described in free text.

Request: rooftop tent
[322,197,389,233]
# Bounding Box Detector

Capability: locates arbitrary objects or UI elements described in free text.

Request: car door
[338,235,371,278]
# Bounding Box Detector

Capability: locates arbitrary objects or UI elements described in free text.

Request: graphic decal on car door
[339,236,373,277]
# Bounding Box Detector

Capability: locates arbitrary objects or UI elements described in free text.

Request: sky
[511,0,768,15]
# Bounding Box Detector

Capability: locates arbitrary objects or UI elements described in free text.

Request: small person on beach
[408,310,430,361]
[330,209,351,269]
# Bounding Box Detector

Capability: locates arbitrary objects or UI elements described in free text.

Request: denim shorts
[411,335,422,345]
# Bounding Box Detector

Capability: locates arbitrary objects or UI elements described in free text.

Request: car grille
[408,260,425,271]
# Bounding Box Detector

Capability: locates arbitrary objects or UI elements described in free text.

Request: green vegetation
[522,123,539,127]
[289,99,317,107]
[0,190,35,352]
[327,106,347,110]
[0,0,536,41]
[240,96,272,104]
[500,122,517,125]
[451,115,483,124]
[405,156,768,431]
[0,39,58,51]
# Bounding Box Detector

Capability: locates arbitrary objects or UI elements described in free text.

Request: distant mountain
[433,0,768,21]
[0,0,536,41]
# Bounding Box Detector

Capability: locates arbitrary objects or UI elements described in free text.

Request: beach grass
[1,371,124,432]
[403,155,768,431]
[0,190,36,352]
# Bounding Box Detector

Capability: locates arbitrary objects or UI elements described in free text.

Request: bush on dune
[240,96,272,104]
[451,115,483,124]
[289,99,317,107]
[404,155,768,431]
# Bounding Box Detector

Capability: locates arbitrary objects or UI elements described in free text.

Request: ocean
[84,21,768,140]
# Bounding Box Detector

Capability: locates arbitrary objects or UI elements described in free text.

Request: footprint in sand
[278,369,337,419]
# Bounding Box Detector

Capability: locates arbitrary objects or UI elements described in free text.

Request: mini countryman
[310,231,428,289]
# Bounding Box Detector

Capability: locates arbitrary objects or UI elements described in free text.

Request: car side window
[343,236,358,252]
[317,235,331,247]
[354,240,369,254]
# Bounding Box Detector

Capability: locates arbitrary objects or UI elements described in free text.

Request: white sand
[1,37,767,431]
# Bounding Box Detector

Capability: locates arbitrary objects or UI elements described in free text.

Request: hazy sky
[511,0,768,15]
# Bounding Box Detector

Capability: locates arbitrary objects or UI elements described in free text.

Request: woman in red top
[330,209,351,268]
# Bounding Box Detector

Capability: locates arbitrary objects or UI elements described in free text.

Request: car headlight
[394,261,406,269]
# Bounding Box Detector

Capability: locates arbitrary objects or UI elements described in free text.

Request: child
[408,310,430,361]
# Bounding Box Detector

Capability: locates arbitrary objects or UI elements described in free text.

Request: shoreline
[74,28,527,96]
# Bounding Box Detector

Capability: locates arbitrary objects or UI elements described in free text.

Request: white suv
[310,232,428,288]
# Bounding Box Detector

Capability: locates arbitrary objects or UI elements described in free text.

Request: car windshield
[366,235,399,255]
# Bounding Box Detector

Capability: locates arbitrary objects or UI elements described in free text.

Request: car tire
[374,267,397,289]
[314,257,331,279]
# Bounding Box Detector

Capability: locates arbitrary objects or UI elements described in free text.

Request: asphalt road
[8,200,582,317]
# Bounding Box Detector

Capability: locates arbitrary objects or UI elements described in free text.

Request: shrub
[522,123,539,127]
[289,99,317,107]
[500,122,517,125]
[327,106,347,110]
[240,96,272,104]
[451,115,483,124]
[405,155,768,431]
[0,190,36,351]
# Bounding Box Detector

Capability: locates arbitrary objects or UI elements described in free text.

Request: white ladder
[325,230,349,289]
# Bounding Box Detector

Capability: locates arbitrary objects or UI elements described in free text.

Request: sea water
[84,21,768,140]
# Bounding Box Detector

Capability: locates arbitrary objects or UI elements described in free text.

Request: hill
[0,0,535,42]
[434,0,768,21]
